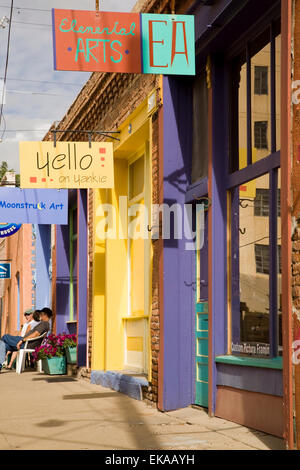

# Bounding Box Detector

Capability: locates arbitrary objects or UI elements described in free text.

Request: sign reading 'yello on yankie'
[19,141,114,189]
[52,9,195,75]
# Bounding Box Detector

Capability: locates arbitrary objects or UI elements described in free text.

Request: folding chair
[15,332,47,374]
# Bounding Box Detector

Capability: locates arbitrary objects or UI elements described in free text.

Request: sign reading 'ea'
[19,141,114,189]
[52,9,195,75]
[0,188,68,225]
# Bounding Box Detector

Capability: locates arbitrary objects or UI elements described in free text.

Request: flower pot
[66,346,77,364]
[42,356,67,375]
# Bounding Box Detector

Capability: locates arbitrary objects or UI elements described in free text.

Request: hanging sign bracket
[50,129,120,146]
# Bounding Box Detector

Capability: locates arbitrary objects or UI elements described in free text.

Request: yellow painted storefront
[91,94,155,380]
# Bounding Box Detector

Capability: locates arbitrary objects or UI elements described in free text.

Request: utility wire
[3,129,52,131]
[0,5,50,12]
[12,20,51,27]
[5,89,75,96]
[0,112,6,140]
[0,0,13,128]
[0,76,86,87]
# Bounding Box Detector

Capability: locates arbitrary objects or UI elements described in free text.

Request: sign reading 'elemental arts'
[52,9,195,75]
[0,188,68,225]
[19,141,114,189]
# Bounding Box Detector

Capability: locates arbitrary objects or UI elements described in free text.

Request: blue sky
[0,0,137,173]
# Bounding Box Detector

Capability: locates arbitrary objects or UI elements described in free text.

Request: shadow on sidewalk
[63,392,118,400]
[32,376,77,383]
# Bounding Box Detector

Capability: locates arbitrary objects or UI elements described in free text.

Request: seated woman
[5,309,40,370]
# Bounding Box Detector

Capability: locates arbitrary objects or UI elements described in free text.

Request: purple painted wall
[162,75,195,410]
[77,189,88,367]
[55,223,70,333]
[55,190,88,366]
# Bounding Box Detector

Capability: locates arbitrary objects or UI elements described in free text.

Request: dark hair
[33,310,41,322]
[41,307,53,319]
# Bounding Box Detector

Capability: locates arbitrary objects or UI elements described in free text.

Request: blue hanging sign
[0,262,11,279]
[0,188,68,225]
[0,223,21,238]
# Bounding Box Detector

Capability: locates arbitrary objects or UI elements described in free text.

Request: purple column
[55,224,70,333]
[162,76,195,410]
[77,189,88,367]
[211,55,228,411]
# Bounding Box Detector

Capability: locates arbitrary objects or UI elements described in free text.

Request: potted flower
[56,333,77,364]
[33,340,66,375]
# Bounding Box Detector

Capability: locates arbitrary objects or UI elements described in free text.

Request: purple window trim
[270,22,277,153]
[229,158,280,357]
[246,44,252,167]
[269,168,279,357]
[227,151,280,190]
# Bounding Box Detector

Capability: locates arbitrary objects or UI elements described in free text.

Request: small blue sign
[0,188,68,225]
[0,262,11,279]
[0,223,22,238]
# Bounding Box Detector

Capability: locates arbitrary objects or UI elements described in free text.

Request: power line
[12,20,51,27]
[240,236,281,249]
[0,113,6,140]
[0,0,13,128]
[5,89,75,96]
[0,5,50,12]
[2,129,53,132]
[0,76,86,87]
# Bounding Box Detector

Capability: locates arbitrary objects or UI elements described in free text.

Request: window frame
[254,65,269,95]
[254,121,269,150]
[227,21,281,358]
[127,148,149,319]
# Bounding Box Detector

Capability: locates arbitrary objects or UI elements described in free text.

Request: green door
[195,205,208,407]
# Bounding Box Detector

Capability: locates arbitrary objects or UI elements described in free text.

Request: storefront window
[229,23,280,173]
[228,22,281,357]
[230,171,282,356]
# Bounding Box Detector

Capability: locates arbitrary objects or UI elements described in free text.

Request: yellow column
[105,158,128,370]
[91,188,107,371]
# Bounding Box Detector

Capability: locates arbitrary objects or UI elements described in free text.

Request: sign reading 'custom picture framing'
[19,141,114,189]
[52,9,195,76]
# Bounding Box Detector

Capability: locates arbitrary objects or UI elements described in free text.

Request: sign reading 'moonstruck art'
[0,188,68,225]
[52,9,195,76]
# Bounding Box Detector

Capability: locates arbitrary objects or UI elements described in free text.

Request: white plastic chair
[15,332,47,374]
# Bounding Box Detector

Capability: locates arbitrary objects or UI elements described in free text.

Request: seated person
[0,308,52,372]
[4,309,41,370]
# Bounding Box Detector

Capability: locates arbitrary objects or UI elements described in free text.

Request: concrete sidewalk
[0,369,285,450]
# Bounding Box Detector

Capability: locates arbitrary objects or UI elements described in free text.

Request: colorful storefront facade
[4,0,299,449]
[54,189,88,367]
[159,0,289,442]
[43,0,294,445]
[44,66,161,397]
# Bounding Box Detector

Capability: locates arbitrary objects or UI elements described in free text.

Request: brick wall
[87,188,94,371]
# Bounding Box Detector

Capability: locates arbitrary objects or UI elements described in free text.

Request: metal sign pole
[96,0,99,11]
